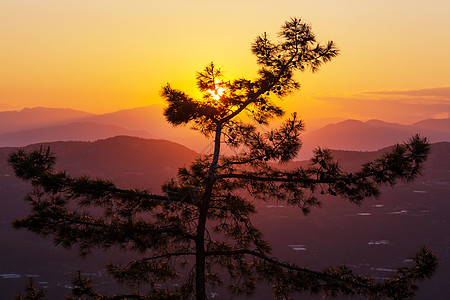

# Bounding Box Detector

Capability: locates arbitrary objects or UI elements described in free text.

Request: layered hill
[0,107,94,134]
[0,122,154,147]
[0,136,198,191]
[1,106,449,160]
[0,105,211,152]
[299,118,450,159]
[83,105,211,151]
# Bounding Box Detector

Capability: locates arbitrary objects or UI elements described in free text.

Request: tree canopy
[9,18,436,299]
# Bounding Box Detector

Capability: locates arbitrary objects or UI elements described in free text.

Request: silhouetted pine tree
[9,18,436,299]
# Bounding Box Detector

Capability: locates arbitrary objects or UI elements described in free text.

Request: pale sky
[1,0,449,123]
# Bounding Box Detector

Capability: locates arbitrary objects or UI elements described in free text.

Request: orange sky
[1,0,450,123]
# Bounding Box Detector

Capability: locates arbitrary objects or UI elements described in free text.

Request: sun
[207,80,226,101]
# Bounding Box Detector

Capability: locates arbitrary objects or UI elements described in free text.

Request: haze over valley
[1,106,449,160]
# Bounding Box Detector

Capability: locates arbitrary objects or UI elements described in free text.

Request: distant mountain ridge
[412,118,450,132]
[83,105,211,151]
[0,107,94,134]
[1,106,449,158]
[2,136,448,193]
[0,105,210,152]
[325,142,450,181]
[0,122,154,147]
[299,118,450,159]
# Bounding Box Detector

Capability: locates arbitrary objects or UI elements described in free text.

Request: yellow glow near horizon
[1,0,449,122]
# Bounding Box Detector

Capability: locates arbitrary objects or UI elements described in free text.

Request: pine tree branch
[50,216,108,228]
[139,252,197,263]
[206,249,372,289]
[215,172,352,184]
[111,187,184,203]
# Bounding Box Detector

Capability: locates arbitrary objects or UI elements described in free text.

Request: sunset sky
[1,0,450,124]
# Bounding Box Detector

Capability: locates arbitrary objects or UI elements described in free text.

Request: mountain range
[0,106,449,159]
[0,107,94,134]
[0,122,154,147]
[299,118,450,159]
[0,106,210,151]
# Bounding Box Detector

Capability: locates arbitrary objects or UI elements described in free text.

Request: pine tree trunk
[195,179,215,300]
[195,124,222,299]
[195,206,207,300]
